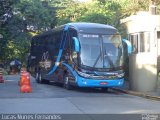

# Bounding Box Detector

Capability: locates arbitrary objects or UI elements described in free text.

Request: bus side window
[55,31,62,49]
[61,30,70,62]
[43,37,48,52]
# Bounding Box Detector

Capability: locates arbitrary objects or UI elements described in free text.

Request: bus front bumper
[76,76,124,87]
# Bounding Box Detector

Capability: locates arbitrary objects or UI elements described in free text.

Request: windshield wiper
[93,53,101,68]
[93,52,115,69]
[104,49,115,69]
[104,54,115,68]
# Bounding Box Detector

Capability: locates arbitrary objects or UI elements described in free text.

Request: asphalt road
[0,75,160,120]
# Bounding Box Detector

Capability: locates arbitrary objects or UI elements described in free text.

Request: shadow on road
[49,81,122,95]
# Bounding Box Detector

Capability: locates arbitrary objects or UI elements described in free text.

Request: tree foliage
[1,0,160,64]
[56,0,121,26]
[0,0,57,63]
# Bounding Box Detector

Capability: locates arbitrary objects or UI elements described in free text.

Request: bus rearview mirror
[122,39,132,55]
[72,37,80,53]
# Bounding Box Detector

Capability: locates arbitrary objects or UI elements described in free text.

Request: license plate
[100,82,108,85]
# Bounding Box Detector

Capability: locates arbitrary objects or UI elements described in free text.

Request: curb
[111,88,160,101]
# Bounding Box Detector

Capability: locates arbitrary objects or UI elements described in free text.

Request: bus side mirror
[72,37,80,53]
[122,39,132,55]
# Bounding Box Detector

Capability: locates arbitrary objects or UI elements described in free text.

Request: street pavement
[0,75,160,120]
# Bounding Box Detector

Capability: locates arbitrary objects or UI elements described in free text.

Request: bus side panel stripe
[47,24,70,76]
[64,24,69,31]
[61,63,78,77]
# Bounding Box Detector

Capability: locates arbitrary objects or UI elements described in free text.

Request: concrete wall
[121,12,160,33]
[121,11,160,92]
[129,53,157,92]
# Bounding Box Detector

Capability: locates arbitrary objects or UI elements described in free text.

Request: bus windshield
[79,33,123,69]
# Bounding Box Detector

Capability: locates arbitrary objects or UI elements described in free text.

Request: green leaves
[77,13,108,24]
[56,0,122,26]
[1,0,160,64]
[0,0,57,63]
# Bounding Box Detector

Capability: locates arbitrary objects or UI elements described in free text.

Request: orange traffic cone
[0,68,4,83]
[19,69,26,86]
[19,70,32,93]
[20,84,32,93]
[19,71,30,86]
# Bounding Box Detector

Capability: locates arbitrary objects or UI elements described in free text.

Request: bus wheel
[63,75,72,90]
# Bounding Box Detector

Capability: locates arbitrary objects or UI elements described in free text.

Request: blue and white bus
[28,23,128,90]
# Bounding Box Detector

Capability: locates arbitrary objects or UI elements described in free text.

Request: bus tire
[63,75,72,90]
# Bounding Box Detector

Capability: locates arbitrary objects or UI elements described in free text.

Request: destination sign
[82,34,99,38]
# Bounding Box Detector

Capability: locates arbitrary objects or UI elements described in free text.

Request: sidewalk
[118,80,160,100]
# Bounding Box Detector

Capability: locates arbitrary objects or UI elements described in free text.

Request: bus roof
[32,22,119,40]
[65,22,118,34]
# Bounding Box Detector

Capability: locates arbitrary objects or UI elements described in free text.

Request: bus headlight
[77,71,91,78]
[116,73,125,78]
